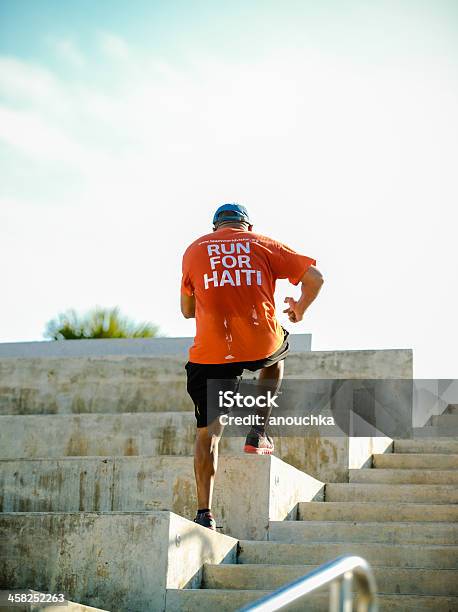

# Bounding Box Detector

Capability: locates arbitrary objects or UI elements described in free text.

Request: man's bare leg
[259,359,284,390]
[194,417,225,526]
[194,363,284,519]
[255,360,284,430]
[244,360,284,453]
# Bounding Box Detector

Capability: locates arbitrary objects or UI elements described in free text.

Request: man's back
[182,226,315,363]
[181,204,323,530]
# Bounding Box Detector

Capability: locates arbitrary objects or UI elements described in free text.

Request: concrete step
[0,412,363,480]
[238,540,458,569]
[202,564,458,596]
[0,511,237,612]
[0,355,192,415]
[166,589,458,612]
[326,483,458,503]
[349,468,458,485]
[0,412,198,458]
[412,427,458,438]
[0,454,324,540]
[430,414,458,428]
[373,453,458,470]
[297,501,458,523]
[0,385,193,415]
[268,520,458,546]
[0,347,407,416]
[394,439,458,454]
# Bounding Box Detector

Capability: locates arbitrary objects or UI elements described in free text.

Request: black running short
[185,329,290,428]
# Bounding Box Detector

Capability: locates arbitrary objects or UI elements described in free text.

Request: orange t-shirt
[181,227,316,364]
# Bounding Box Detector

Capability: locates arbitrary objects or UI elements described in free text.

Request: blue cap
[213,203,251,226]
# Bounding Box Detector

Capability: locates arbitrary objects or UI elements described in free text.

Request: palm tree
[44,307,159,340]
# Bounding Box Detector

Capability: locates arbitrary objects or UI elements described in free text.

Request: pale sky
[1,0,457,377]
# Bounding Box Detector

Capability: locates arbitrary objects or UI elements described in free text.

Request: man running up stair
[181,203,323,529]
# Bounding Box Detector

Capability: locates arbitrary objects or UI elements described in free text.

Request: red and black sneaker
[243,431,274,455]
[193,511,217,531]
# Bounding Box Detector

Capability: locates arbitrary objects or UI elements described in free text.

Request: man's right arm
[283,266,324,323]
[181,293,196,319]
[181,249,195,318]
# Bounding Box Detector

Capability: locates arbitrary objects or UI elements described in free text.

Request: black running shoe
[244,431,274,455]
[193,511,217,531]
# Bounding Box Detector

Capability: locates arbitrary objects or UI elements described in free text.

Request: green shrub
[44,307,159,340]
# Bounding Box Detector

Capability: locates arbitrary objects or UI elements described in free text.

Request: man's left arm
[283,266,324,323]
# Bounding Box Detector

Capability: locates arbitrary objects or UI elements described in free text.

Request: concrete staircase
[167,435,458,611]
[1,350,457,611]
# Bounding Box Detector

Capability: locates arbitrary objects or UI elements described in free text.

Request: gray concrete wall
[284,348,413,379]
[0,411,384,482]
[0,356,194,415]
[0,511,237,612]
[0,348,413,416]
[0,455,323,540]
[0,347,413,481]
[0,335,312,358]
[0,412,198,458]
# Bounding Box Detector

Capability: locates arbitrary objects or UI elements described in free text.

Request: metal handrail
[238,555,378,612]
